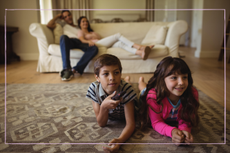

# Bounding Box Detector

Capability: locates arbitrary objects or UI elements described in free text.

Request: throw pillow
[53,23,63,44]
[63,24,80,39]
[141,25,168,45]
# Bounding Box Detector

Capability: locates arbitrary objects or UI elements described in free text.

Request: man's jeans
[60,35,98,74]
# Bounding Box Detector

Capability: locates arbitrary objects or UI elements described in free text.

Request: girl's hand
[171,128,185,145]
[182,130,193,144]
[102,139,121,153]
[101,91,121,110]
[88,41,95,46]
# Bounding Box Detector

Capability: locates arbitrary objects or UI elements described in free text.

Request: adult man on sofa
[47,10,98,81]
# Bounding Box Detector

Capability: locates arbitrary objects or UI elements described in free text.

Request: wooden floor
[0,47,229,111]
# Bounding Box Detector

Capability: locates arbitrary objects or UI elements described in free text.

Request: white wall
[154,0,191,46]
[0,0,40,61]
[190,0,203,54]
[39,0,53,24]
[91,0,146,22]
[194,0,230,58]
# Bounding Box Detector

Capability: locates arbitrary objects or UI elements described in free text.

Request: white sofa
[29,20,188,73]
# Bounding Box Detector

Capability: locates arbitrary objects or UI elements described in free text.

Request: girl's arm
[148,104,176,137]
[147,90,176,138]
[103,100,135,152]
[77,30,95,46]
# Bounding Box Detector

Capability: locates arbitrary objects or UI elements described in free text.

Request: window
[39,0,53,24]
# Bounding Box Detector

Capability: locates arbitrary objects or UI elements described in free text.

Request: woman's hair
[77,16,94,32]
[94,54,122,77]
[139,56,199,128]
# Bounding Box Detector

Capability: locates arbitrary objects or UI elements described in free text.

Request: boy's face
[95,65,121,95]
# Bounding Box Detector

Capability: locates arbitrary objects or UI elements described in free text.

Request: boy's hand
[102,138,120,153]
[171,128,185,145]
[182,130,193,144]
[101,91,121,110]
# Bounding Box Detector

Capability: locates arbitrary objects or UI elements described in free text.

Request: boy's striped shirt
[86,80,137,120]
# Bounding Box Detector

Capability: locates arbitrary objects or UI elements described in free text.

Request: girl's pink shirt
[147,87,198,138]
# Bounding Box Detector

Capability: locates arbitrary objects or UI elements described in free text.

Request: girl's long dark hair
[77,16,94,32]
[139,56,199,128]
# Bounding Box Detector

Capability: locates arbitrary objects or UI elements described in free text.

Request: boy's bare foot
[138,76,147,91]
[124,76,130,83]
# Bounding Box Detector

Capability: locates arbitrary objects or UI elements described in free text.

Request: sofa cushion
[48,44,84,58]
[53,23,63,44]
[141,25,168,45]
[53,24,80,44]
[63,24,80,39]
[48,44,108,59]
[106,44,169,60]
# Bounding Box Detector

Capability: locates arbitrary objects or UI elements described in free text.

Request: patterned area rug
[0,83,229,153]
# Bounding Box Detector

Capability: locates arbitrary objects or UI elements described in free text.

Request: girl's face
[80,18,89,29]
[164,73,188,103]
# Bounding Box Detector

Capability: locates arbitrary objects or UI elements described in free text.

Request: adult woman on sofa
[77,16,154,61]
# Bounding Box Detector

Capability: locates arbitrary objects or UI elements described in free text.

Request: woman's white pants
[95,33,137,54]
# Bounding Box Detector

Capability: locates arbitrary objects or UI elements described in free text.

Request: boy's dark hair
[94,54,122,76]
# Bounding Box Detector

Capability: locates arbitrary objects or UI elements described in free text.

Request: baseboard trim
[195,50,219,58]
[16,53,39,60]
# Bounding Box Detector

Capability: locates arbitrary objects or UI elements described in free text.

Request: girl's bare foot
[138,76,147,91]
[124,76,130,83]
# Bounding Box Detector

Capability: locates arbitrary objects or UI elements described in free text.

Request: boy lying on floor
[86,54,136,153]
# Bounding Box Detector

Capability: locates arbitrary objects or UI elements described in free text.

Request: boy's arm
[92,92,120,127]
[117,100,135,142]
[103,100,135,152]
[92,101,109,127]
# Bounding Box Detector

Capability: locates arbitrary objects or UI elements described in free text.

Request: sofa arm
[29,23,54,56]
[164,20,188,56]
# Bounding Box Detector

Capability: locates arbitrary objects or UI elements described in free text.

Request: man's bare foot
[138,76,147,91]
[124,76,130,83]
